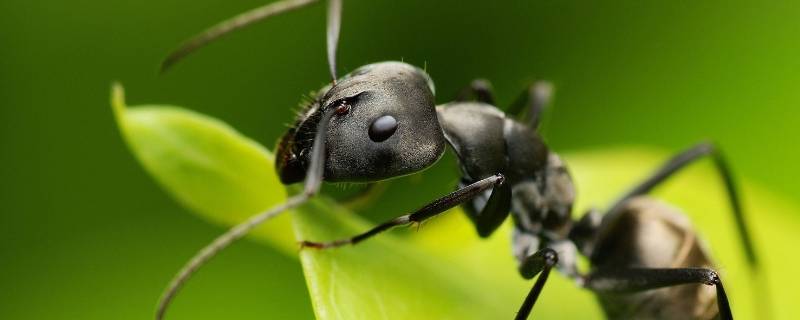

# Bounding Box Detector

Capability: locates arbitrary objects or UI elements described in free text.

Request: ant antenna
[154,1,346,319]
[153,111,335,320]
[160,0,322,72]
[327,0,342,81]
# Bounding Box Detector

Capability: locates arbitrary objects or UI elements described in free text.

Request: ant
[154,1,757,319]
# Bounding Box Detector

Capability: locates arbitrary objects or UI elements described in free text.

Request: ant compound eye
[369,115,398,142]
[334,101,351,115]
[330,92,366,116]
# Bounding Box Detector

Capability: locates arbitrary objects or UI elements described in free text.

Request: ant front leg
[584,267,733,320]
[300,173,506,249]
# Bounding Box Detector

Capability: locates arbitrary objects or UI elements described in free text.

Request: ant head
[277,61,446,183]
[160,1,445,184]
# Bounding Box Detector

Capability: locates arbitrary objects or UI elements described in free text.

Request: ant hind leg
[584,267,733,320]
[601,142,757,267]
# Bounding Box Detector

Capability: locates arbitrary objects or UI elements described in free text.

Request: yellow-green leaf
[111,83,295,254]
[296,147,800,319]
[112,84,799,319]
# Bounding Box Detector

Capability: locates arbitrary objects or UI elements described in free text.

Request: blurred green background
[2,0,799,319]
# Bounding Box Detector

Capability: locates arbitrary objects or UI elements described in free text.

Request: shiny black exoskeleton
[275,61,754,320]
[155,1,758,320]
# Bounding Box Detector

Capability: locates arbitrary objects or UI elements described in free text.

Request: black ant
[154,1,757,319]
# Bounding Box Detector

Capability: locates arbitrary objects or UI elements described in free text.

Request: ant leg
[461,179,512,237]
[567,208,603,256]
[300,174,507,249]
[154,110,335,320]
[506,81,553,128]
[601,142,758,266]
[515,248,558,320]
[456,78,495,104]
[584,267,732,320]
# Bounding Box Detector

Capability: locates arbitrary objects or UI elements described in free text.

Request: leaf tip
[111,82,127,124]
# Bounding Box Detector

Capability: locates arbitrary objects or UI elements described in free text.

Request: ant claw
[299,240,324,250]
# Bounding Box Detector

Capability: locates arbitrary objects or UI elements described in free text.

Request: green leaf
[112,84,799,319]
[111,83,295,254]
[295,148,800,319]
[293,197,547,319]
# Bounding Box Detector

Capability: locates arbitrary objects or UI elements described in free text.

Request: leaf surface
[113,85,798,319]
[112,84,295,254]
